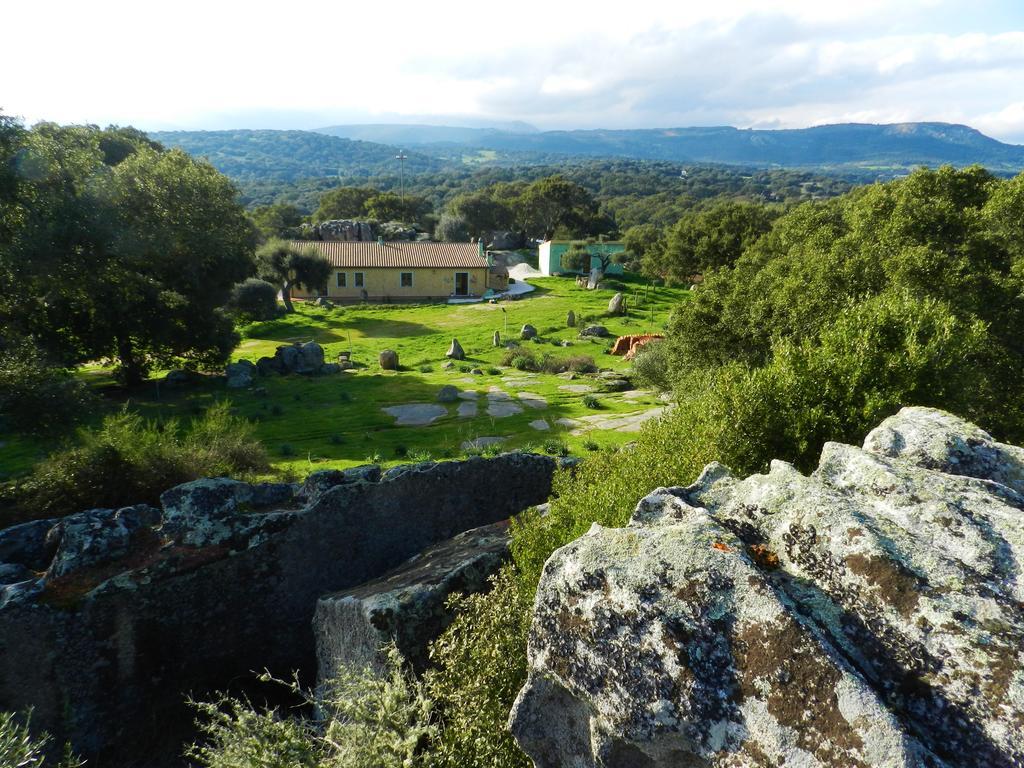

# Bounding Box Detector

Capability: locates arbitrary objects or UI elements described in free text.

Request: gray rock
[0,563,33,584]
[159,478,294,547]
[446,338,466,360]
[313,297,334,308]
[46,505,162,580]
[277,344,301,372]
[442,361,455,370]
[470,368,484,375]
[566,310,576,327]
[163,369,194,387]
[320,363,341,375]
[256,356,281,376]
[313,219,375,242]
[225,359,256,388]
[493,330,501,347]
[579,325,608,338]
[315,522,510,680]
[607,292,625,315]
[510,407,1024,768]
[300,466,381,504]
[379,349,399,370]
[337,360,355,371]
[0,518,59,570]
[437,385,460,403]
[601,378,631,392]
[521,324,538,340]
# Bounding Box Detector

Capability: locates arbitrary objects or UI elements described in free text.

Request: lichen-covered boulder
[46,505,162,580]
[379,349,399,370]
[579,325,608,338]
[510,407,1024,768]
[159,478,295,547]
[521,324,538,340]
[225,359,255,388]
[566,310,576,328]
[437,385,460,403]
[297,341,325,373]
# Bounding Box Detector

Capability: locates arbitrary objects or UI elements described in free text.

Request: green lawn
[0,275,687,479]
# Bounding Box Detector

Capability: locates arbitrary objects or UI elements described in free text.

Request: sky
[3,0,1024,142]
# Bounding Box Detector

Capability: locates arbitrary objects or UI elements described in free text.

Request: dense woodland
[3,115,1024,766]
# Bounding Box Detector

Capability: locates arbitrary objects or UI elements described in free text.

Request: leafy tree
[449,190,515,237]
[435,212,469,242]
[659,200,776,284]
[229,278,279,320]
[623,223,667,277]
[0,122,256,385]
[250,203,303,240]
[364,192,432,224]
[560,240,624,274]
[516,175,601,240]
[0,340,95,436]
[313,186,377,222]
[256,239,331,312]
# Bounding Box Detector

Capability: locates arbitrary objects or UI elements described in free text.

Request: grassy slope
[0,276,687,479]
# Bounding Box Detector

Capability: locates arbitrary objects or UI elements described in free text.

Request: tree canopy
[0,118,256,384]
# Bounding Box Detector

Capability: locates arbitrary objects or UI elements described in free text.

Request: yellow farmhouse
[289,241,507,303]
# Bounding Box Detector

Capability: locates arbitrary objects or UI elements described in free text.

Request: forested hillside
[148,130,447,181]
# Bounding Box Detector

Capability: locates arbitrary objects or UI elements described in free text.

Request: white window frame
[354,272,365,288]
[336,271,347,288]
[400,271,414,288]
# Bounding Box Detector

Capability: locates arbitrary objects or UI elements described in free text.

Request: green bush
[189,645,435,768]
[0,711,81,767]
[500,348,596,374]
[229,279,279,321]
[9,402,269,523]
[630,339,672,391]
[0,343,95,436]
[582,394,601,409]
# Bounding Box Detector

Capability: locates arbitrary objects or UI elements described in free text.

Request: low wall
[0,454,556,766]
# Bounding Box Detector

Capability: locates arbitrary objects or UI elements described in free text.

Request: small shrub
[501,348,537,371]
[582,394,601,409]
[542,439,569,456]
[279,443,295,457]
[189,645,435,768]
[365,452,383,464]
[10,402,269,523]
[418,364,434,373]
[584,439,600,451]
[393,444,408,458]
[408,450,433,462]
[631,340,672,391]
[459,364,473,373]
[229,278,279,321]
[0,342,95,436]
[0,711,82,768]
[487,367,501,376]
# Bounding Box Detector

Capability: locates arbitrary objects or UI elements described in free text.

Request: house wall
[293,267,489,301]
[539,242,626,276]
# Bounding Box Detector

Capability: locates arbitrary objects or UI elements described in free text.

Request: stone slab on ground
[529,420,550,431]
[457,401,478,418]
[517,392,549,409]
[570,407,666,435]
[621,388,655,400]
[382,404,448,426]
[456,390,479,400]
[314,521,510,679]
[554,418,582,429]
[559,384,595,393]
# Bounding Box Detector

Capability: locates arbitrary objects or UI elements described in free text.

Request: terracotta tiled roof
[290,241,488,269]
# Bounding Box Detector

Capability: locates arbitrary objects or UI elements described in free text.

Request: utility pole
[395,150,408,200]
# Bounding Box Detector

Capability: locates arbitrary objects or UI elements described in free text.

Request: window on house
[400,272,413,288]
[336,272,347,287]
[354,272,364,288]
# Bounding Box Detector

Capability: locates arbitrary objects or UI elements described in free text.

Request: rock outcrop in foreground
[0,454,556,765]
[511,408,1024,767]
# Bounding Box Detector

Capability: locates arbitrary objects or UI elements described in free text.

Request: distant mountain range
[149,122,1024,184]
[319,122,1024,171]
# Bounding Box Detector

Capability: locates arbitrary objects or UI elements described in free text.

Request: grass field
[0,275,687,479]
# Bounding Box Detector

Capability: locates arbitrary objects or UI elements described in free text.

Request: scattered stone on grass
[437,385,460,403]
[607,292,625,315]
[554,418,582,428]
[621,389,655,401]
[446,338,466,360]
[529,419,550,431]
[517,392,548,410]
[456,390,479,400]
[570,407,666,435]
[457,401,478,418]
[558,384,595,393]
[379,349,399,370]
[521,324,537,340]
[566,310,575,327]
[382,403,447,426]
[493,331,501,347]
[579,325,608,338]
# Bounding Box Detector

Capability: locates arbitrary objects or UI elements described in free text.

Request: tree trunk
[281,280,294,313]
[117,336,144,387]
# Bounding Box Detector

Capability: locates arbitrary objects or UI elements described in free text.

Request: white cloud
[0,0,1021,142]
